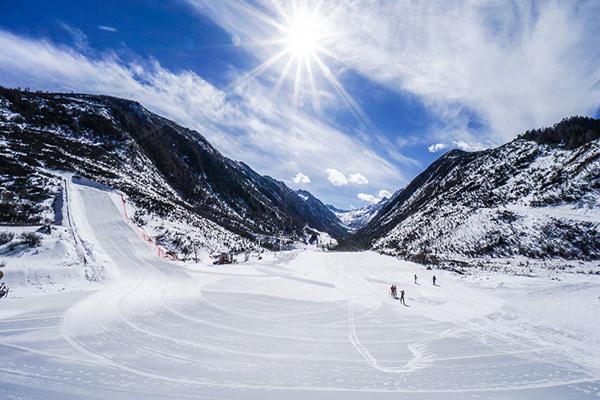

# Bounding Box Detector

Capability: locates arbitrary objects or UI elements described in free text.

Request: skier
[433,275,437,286]
[399,289,406,305]
[0,282,8,299]
[390,284,397,299]
[414,274,418,284]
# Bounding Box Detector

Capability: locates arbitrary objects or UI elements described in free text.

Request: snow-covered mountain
[3,86,598,269]
[343,117,600,270]
[0,87,347,252]
[328,197,389,231]
[295,189,348,238]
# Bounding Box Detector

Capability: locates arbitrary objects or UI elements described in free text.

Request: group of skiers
[389,284,406,304]
[389,273,437,305]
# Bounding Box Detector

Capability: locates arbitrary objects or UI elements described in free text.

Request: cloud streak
[98,25,117,33]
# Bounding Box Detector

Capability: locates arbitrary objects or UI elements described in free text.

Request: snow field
[0,183,599,399]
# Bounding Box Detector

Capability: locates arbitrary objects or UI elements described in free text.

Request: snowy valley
[1,88,599,399]
[1,180,600,399]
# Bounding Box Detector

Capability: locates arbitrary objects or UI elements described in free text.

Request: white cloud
[292,172,310,184]
[325,169,369,186]
[348,173,368,185]
[357,193,378,203]
[187,0,600,145]
[325,168,347,186]
[357,189,392,204]
[0,30,406,206]
[452,140,488,152]
[427,143,448,153]
[98,25,118,33]
[428,140,487,153]
[377,190,392,199]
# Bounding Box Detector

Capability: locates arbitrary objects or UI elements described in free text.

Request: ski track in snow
[1,183,600,399]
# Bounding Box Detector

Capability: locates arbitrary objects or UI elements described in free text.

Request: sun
[234,1,373,127]
[283,9,322,60]
[232,3,334,108]
[269,4,334,109]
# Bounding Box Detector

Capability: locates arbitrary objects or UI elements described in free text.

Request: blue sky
[0,0,599,208]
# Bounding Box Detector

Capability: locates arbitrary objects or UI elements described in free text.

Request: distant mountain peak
[331,198,390,232]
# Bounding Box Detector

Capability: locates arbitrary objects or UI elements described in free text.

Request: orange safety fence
[119,193,178,262]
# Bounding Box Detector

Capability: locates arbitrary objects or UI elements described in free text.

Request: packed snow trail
[1,183,599,399]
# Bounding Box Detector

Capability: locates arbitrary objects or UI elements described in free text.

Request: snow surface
[1,183,600,399]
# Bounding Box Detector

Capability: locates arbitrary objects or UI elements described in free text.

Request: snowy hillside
[0,87,347,254]
[345,117,600,271]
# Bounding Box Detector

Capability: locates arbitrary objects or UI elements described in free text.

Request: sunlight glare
[233,0,374,127]
[284,10,321,60]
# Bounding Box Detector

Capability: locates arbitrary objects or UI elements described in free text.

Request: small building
[213,252,233,265]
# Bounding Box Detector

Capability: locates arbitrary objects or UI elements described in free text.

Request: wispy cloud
[186,0,600,145]
[0,29,404,206]
[334,1,600,142]
[58,22,88,50]
[98,25,117,33]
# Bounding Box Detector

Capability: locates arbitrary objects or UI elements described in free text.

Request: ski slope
[1,183,599,399]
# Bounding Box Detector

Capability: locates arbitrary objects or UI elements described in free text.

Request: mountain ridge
[0,87,348,252]
[340,116,600,270]
[2,86,598,268]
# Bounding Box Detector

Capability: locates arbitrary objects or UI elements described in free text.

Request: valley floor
[1,183,599,399]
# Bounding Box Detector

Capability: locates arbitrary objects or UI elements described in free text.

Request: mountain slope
[328,197,389,231]
[295,189,348,238]
[343,117,600,269]
[0,87,347,247]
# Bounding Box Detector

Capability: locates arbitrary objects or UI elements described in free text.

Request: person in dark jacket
[0,282,8,299]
